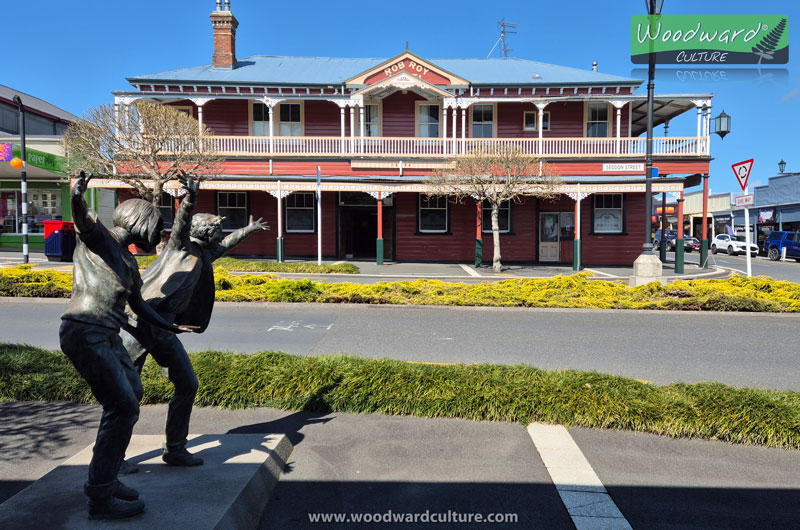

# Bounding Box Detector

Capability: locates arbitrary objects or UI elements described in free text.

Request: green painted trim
[573,239,582,271]
[700,240,710,269]
[376,238,384,266]
[0,234,45,250]
[276,237,284,262]
[674,239,685,274]
[61,185,72,222]
[475,238,482,268]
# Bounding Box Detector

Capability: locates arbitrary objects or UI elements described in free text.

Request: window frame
[216,191,249,232]
[363,102,382,137]
[251,101,271,136]
[591,193,625,235]
[523,110,550,131]
[278,102,303,137]
[470,103,495,139]
[172,105,194,118]
[585,102,611,138]
[415,102,442,138]
[285,191,317,234]
[417,194,449,234]
[481,199,511,234]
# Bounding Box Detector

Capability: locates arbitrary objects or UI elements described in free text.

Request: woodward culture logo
[631,15,789,64]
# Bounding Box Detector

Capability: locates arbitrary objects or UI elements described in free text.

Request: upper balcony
[206,135,709,159]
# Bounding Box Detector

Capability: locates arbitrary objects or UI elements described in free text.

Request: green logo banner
[12,145,66,173]
[631,15,789,64]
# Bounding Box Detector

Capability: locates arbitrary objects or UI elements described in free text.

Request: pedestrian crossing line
[584,268,620,279]
[527,423,632,530]
[459,264,482,277]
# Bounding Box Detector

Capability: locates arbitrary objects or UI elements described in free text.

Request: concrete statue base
[0,434,292,530]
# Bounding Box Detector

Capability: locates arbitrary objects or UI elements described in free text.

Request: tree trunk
[492,204,502,272]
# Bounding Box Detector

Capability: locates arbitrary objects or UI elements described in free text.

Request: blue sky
[5,0,797,194]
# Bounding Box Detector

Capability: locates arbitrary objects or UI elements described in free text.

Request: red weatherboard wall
[167,97,632,140]
[203,99,250,136]
[305,100,348,137]
[480,197,537,262]
[382,92,423,137]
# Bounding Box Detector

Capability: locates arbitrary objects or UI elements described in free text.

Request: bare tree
[428,145,560,272]
[62,102,220,207]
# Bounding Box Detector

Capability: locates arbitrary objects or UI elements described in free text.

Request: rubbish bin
[44,220,77,262]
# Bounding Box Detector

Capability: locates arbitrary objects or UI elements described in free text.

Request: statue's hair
[190,213,224,242]
[112,199,163,240]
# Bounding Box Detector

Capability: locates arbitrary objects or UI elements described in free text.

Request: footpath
[1,402,799,529]
[0,250,729,284]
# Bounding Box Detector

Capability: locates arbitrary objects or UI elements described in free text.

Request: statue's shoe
[88,497,145,520]
[118,459,139,475]
[162,448,204,467]
[113,479,139,501]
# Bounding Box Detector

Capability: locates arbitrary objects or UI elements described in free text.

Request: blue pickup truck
[763,231,800,261]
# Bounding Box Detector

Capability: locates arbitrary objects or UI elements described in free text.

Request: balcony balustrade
[166,135,710,158]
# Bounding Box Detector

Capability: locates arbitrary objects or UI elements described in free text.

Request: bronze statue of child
[121,173,267,468]
[59,172,189,520]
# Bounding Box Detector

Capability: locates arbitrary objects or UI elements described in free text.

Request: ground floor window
[593,194,623,233]
[217,191,248,231]
[419,194,448,233]
[560,211,575,240]
[286,192,316,233]
[0,189,62,234]
[482,200,510,233]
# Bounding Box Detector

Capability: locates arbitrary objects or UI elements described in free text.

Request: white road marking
[459,264,482,277]
[584,268,620,279]
[267,320,333,332]
[332,261,345,265]
[528,423,632,530]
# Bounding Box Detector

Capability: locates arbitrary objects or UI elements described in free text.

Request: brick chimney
[210,0,238,69]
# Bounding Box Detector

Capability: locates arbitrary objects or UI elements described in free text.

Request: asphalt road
[3,299,798,391]
[674,250,800,282]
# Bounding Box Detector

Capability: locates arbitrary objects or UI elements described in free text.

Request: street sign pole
[743,186,752,277]
[732,159,755,277]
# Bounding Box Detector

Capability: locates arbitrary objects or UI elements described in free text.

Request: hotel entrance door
[539,213,560,262]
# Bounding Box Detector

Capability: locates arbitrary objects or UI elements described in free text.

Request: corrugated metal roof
[127,56,641,86]
[0,84,79,122]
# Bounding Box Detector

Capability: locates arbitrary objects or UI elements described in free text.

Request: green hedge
[3,265,800,311]
[136,256,359,274]
[2,343,799,449]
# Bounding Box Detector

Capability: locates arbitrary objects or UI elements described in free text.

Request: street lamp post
[643,0,664,252]
[630,0,665,286]
[13,95,28,265]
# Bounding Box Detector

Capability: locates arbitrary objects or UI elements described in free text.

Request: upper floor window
[365,104,380,137]
[286,192,316,233]
[417,104,440,138]
[593,193,623,234]
[586,103,609,138]
[157,192,176,230]
[482,200,510,233]
[472,104,494,138]
[253,102,270,136]
[279,103,302,137]
[523,111,550,131]
[217,191,248,231]
[419,194,448,233]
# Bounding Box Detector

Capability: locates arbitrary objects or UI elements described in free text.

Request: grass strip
[136,256,359,274]
[2,343,799,449]
[5,264,800,312]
